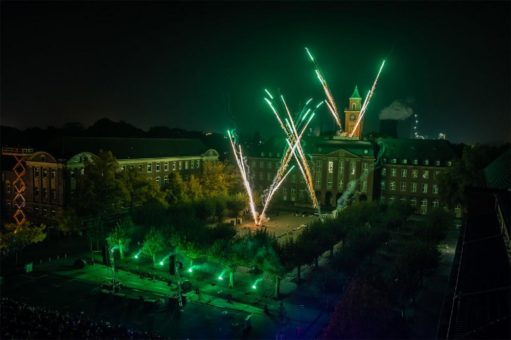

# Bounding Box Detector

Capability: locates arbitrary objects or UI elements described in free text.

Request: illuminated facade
[1,137,219,224]
[343,86,363,138]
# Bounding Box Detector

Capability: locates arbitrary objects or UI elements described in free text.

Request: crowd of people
[0,297,161,339]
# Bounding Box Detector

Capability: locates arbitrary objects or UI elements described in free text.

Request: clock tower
[344,85,363,138]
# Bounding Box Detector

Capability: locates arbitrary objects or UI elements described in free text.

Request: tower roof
[350,85,362,99]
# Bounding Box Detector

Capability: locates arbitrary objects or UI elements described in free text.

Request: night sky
[2,1,509,144]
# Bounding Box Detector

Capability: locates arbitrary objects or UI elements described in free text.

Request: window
[401,182,407,192]
[339,161,345,175]
[352,103,356,110]
[259,160,264,168]
[412,182,417,193]
[391,168,397,177]
[35,168,40,177]
[267,161,272,169]
[420,199,428,214]
[402,159,408,165]
[172,162,176,171]
[156,163,161,172]
[50,169,56,179]
[435,160,440,166]
[327,176,333,190]
[338,178,344,190]
[196,160,200,168]
[164,163,169,171]
[191,160,195,169]
[424,160,429,166]
[51,189,56,200]
[433,199,440,208]
[410,198,417,207]
[390,181,396,191]
[381,180,385,190]
[164,175,169,185]
[283,188,288,201]
[447,161,452,167]
[433,184,439,194]
[6,181,10,194]
[266,173,271,181]
[401,169,407,178]
[361,180,367,192]
[422,183,428,193]
[185,160,190,170]
[413,159,418,165]
[156,176,161,186]
[412,170,419,178]
[362,162,369,175]
[328,161,334,174]
[350,161,356,175]
[147,164,152,173]
[391,158,397,164]
[179,161,183,170]
[290,188,296,201]
[138,165,143,172]
[423,170,429,179]
[121,165,125,172]
[43,169,48,177]
[382,168,387,177]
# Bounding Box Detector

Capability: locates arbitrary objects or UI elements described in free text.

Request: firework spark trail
[259,165,295,221]
[350,60,386,137]
[260,111,316,218]
[307,47,342,130]
[227,130,258,224]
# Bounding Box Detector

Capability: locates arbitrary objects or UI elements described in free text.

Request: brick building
[1,137,219,225]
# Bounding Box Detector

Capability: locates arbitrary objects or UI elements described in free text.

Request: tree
[0,222,47,264]
[200,161,230,198]
[322,278,393,339]
[142,227,166,266]
[415,208,453,243]
[122,168,167,210]
[187,175,203,202]
[106,217,134,259]
[165,172,189,204]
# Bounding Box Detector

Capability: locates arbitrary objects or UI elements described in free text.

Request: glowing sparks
[227,130,258,225]
[307,47,342,130]
[264,88,274,100]
[350,60,386,137]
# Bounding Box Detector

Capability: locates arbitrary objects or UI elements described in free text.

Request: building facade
[2,137,219,225]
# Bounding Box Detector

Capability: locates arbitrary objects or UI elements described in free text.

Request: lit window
[381,180,385,190]
[147,164,152,173]
[164,163,169,171]
[435,160,440,166]
[433,199,439,208]
[412,170,419,178]
[50,170,56,178]
[328,161,334,174]
[350,161,356,175]
[420,199,428,214]
[401,169,407,178]
[390,181,396,191]
[382,168,387,176]
[191,161,195,169]
[361,180,367,192]
[402,159,408,164]
[423,170,429,179]
[43,169,48,177]
[391,158,397,164]
[433,184,439,194]
[290,188,296,201]
[35,168,40,177]
[401,182,407,192]
[422,183,428,193]
[156,163,161,172]
[410,198,417,207]
[164,175,169,184]
[391,168,397,177]
[172,162,176,171]
[156,176,161,185]
[412,182,417,193]
[196,160,200,168]
[179,161,183,170]
[447,161,452,167]
[424,160,429,166]
[283,188,288,201]
[413,159,418,165]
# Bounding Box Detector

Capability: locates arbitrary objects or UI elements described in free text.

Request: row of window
[382,167,442,180]
[381,195,440,214]
[33,168,57,178]
[381,181,438,194]
[120,159,201,173]
[383,158,452,167]
[33,188,58,201]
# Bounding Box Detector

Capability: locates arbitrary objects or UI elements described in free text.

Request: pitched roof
[60,137,209,160]
[376,138,457,163]
[484,149,511,191]
[351,85,362,99]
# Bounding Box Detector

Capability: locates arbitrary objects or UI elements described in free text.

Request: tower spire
[351,85,362,99]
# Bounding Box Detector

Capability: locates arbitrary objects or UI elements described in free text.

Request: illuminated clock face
[350,113,356,121]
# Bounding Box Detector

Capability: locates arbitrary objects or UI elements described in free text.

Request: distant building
[376,138,459,215]
[1,137,219,225]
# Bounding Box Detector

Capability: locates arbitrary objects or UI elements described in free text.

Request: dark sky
[2,1,509,144]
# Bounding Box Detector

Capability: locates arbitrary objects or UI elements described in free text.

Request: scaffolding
[1,147,34,225]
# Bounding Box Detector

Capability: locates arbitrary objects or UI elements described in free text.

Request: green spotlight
[134,254,139,259]
[218,276,223,281]
[188,267,193,273]
[252,285,257,290]
[159,261,164,266]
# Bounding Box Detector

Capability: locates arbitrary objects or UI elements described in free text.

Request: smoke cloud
[379,100,413,120]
